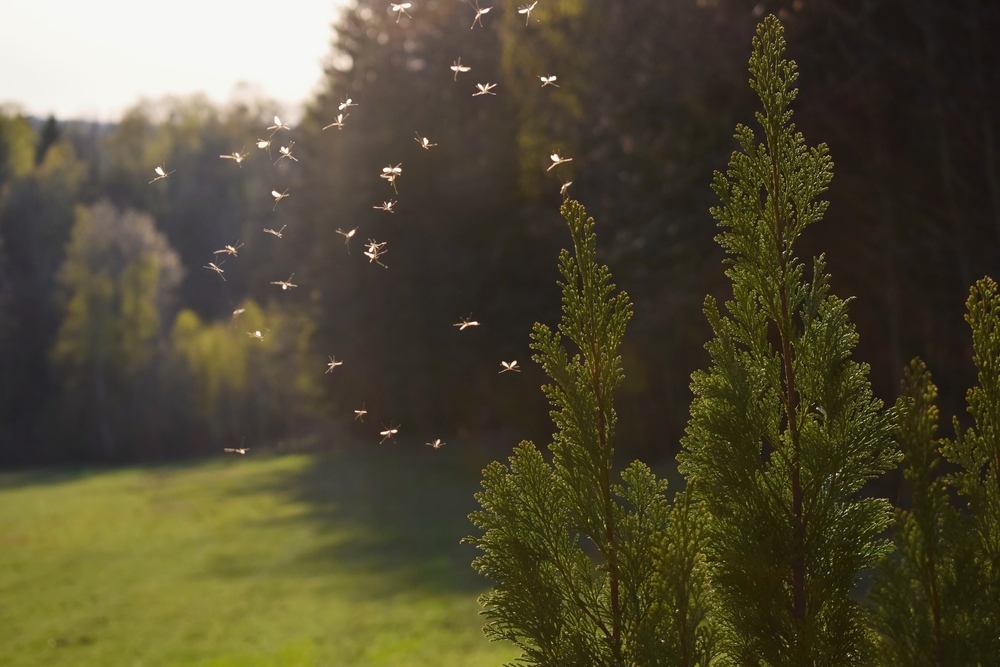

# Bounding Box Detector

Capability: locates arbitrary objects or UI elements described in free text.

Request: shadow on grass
[225,438,509,598]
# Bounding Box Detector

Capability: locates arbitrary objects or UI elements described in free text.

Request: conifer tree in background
[870,360,977,666]
[678,16,901,665]
[467,200,715,667]
[940,276,1000,662]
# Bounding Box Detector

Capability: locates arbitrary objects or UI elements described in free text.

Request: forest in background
[0,0,997,467]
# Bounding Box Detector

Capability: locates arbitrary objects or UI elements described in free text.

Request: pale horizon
[0,0,349,123]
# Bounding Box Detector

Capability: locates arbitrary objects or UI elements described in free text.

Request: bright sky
[0,0,348,121]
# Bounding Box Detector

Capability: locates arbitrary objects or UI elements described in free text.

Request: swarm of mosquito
[156,6,563,457]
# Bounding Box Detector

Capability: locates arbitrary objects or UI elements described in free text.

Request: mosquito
[373,200,396,213]
[473,82,497,96]
[426,439,446,449]
[339,98,357,112]
[500,360,521,373]
[256,138,273,159]
[247,329,267,341]
[149,165,174,184]
[518,1,539,24]
[214,240,244,257]
[271,274,298,290]
[267,115,291,137]
[470,1,491,28]
[354,403,367,421]
[559,179,573,200]
[272,189,289,210]
[450,57,471,80]
[220,148,248,165]
[379,423,400,444]
[336,227,358,252]
[380,164,402,193]
[391,2,412,22]
[454,315,480,330]
[547,152,573,171]
[263,225,286,238]
[364,239,389,268]
[326,355,343,373]
[415,133,437,149]
[223,446,250,455]
[232,306,246,322]
[323,113,349,130]
[275,142,298,164]
[204,261,226,281]
[539,75,559,87]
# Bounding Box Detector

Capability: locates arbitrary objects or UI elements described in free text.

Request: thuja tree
[940,277,1000,661]
[677,16,901,665]
[870,359,978,666]
[466,200,716,667]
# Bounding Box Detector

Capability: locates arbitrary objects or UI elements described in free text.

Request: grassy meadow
[0,442,519,666]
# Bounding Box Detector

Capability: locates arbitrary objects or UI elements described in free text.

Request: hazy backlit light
[0,0,345,120]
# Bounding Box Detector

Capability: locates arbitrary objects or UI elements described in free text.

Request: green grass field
[0,443,520,666]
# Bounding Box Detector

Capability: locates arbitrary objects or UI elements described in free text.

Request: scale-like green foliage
[940,277,1000,662]
[467,200,715,667]
[871,360,979,667]
[677,16,901,665]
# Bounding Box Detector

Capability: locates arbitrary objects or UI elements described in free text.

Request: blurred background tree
[50,201,183,460]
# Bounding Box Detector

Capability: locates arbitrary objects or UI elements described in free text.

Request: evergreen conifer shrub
[871,359,979,666]
[466,200,715,667]
[940,276,1000,661]
[677,16,901,665]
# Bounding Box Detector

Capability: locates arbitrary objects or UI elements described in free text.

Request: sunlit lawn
[0,443,519,666]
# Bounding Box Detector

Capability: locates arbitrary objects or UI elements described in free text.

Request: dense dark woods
[1,0,998,465]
